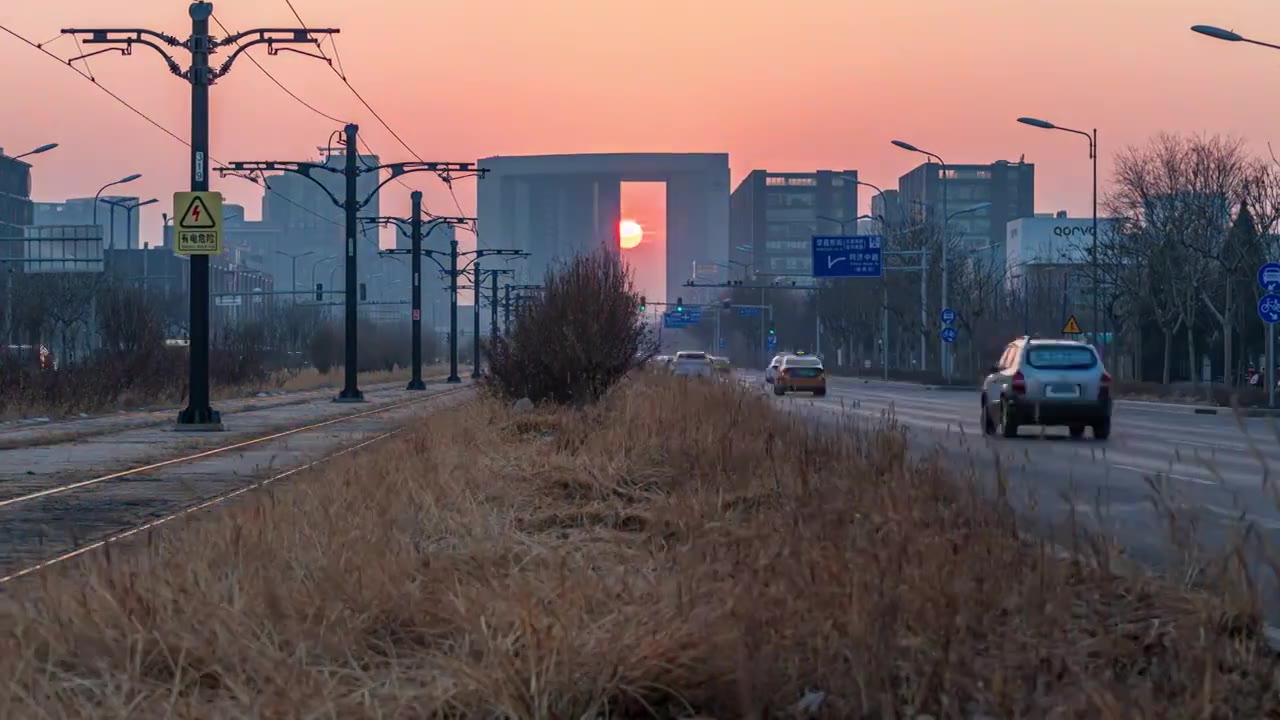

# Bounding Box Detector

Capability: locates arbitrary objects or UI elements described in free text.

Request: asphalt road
[741,371,1280,609]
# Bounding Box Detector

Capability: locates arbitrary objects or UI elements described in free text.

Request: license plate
[1045,383,1079,398]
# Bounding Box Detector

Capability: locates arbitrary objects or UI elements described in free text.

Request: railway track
[0,384,471,586]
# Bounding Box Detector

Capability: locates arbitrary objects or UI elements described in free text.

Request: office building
[1005,214,1116,289]
[0,151,33,275]
[729,170,858,285]
[261,148,382,292]
[897,159,1034,258]
[870,189,902,225]
[477,153,729,303]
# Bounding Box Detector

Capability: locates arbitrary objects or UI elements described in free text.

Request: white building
[1005,214,1116,289]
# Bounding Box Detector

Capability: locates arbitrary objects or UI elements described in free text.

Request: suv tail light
[1011,370,1026,395]
[1100,370,1112,398]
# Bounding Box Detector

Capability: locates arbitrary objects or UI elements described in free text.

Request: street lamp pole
[892,140,951,378]
[11,143,58,161]
[276,249,315,302]
[1017,117,1100,361]
[92,173,142,251]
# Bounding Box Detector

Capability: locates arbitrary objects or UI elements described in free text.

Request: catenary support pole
[177,1,220,429]
[472,261,482,379]
[337,123,363,401]
[490,268,499,342]
[504,283,512,335]
[448,237,461,383]
[407,191,425,390]
[1269,320,1275,408]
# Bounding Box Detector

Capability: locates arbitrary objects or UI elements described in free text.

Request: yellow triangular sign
[1062,315,1082,334]
[179,195,217,229]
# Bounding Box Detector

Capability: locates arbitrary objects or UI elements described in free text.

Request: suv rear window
[1025,345,1097,370]
[785,357,822,367]
[676,352,706,360]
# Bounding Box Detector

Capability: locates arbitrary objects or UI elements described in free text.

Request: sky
[5,0,1280,255]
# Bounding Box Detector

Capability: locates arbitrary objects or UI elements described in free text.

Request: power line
[282,0,483,244]
[0,20,342,231]
[210,14,349,125]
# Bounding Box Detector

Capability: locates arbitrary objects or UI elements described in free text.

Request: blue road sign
[1260,294,1280,324]
[811,235,883,278]
[940,307,957,325]
[719,336,726,350]
[1260,264,1280,292]
[941,327,958,344]
[737,306,762,318]
[767,335,777,351]
[663,309,702,329]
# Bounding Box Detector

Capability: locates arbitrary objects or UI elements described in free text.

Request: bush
[484,251,654,404]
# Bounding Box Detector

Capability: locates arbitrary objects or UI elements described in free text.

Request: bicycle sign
[1259,293,1280,324]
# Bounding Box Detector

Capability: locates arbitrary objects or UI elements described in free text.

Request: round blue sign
[941,327,958,343]
[940,307,957,325]
[1259,293,1280,324]
[1260,264,1280,292]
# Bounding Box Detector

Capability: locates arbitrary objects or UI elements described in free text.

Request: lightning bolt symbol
[192,205,201,221]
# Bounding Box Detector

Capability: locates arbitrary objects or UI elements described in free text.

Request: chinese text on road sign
[810,235,883,278]
[172,191,223,255]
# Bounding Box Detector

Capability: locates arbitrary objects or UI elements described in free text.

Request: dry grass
[1,375,1277,718]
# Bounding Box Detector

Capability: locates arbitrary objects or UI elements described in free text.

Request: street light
[1191,24,1280,50]
[12,143,58,160]
[1016,115,1100,359]
[99,196,155,251]
[276,249,315,301]
[891,139,953,378]
[93,173,142,251]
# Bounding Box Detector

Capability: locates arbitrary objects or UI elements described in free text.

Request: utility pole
[378,225,525,384]
[490,266,500,342]
[472,260,482,379]
[504,283,512,335]
[362,204,468,390]
[221,139,483,400]
[65,2,338,429]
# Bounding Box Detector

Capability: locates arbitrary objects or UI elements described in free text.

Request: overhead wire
[0,20,342,231]
[282,0,484,246]
[211,13,349,126]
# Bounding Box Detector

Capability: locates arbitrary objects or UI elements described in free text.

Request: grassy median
[0,374,1275,717]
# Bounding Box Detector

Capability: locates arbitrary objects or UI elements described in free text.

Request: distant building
[0,151,32,239]
[1005,215,1116,290]
[897,159,1034,259]
[729,170,859,286]
[260,148,382,292]
[34,196,143,250]
[870,188,902,225]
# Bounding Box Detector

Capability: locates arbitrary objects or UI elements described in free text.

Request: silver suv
[981,336,1111,440]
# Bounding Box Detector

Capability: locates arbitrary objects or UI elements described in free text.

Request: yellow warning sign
[172,191,223,255]
[1062,314,1082,335]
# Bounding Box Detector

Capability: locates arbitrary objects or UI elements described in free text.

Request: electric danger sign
[172,191,224,255]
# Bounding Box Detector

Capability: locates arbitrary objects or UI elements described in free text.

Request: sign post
[1257,263,1280,407]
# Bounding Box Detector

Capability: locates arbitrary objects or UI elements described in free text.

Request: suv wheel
[1092,416,1111,440]
[1069,424,1086,439]
[1000,399,1019,438]
[981,394,996,435]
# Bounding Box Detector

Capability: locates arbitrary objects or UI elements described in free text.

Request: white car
[765,354,788,384]
[672,351,713,378]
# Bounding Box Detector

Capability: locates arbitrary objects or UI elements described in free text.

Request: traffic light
[676,296,684,312]
[359,283,367,302]
[768,324,776,336]
[721,298,731,310]
[315,283,323,302]
[639,295,646,311]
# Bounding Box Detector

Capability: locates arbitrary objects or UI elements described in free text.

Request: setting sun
[619,219,643,250]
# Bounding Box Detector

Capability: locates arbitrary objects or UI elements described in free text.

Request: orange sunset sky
[4,0,1280,255]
